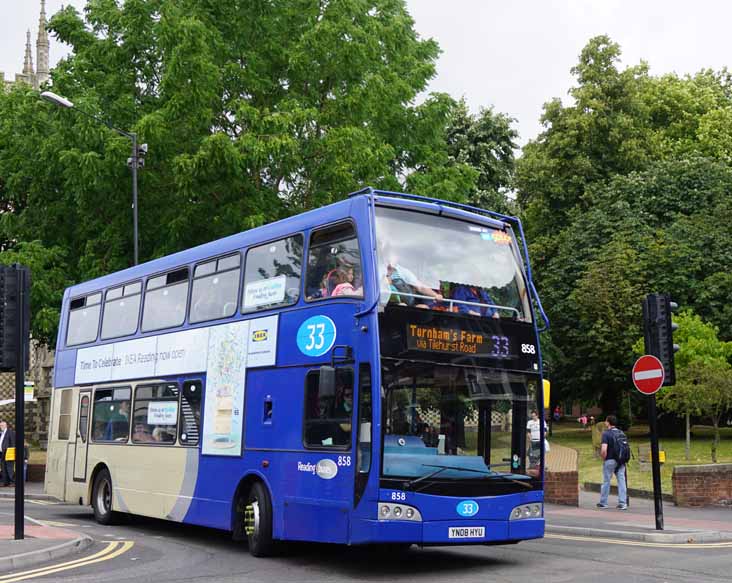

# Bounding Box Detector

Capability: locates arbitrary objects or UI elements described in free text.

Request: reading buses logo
[297,459,338,480]
[252,329,268,342]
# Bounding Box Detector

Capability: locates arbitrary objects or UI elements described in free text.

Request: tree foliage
[0,0,499,344]
[651,312,732,460]
[518,35,732,414]
[444,99,517,213]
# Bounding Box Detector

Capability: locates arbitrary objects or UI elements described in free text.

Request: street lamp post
[40,91,144,265]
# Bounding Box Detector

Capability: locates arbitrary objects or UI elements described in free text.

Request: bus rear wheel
[92,468,118,525]
[244,482,274,557]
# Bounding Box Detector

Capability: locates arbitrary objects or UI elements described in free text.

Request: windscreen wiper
[402,464,492,491]
[484,473,534,489]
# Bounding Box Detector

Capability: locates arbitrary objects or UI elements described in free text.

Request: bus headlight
[509,503,543,520]
[378,503,422,521]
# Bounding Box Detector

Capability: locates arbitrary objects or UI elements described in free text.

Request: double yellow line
[0,540,134,582]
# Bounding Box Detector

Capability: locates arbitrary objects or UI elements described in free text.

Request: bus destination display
[406,323,511,357]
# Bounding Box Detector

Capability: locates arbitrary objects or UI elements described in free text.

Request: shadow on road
[51,508,517,576]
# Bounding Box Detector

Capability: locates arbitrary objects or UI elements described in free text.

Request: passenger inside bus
[384,261,443,308]
[330,266,363,297]
[103,401,130,441]
[448,283,500,318]
[152,426,176,443]
[305,374,353,447]
[306,222,363,300]
[132,423,155,443]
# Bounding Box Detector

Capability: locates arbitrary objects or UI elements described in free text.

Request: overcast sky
[2,0,730,145]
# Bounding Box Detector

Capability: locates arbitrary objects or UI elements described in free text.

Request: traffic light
[0,265,31,372]
[642,293,679,386]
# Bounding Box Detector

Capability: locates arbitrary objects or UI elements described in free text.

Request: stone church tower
[1,1,51,90]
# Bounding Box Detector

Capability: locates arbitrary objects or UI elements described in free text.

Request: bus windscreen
[375,206,531,321]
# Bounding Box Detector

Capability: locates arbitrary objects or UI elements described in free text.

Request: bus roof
[63,191,512,299]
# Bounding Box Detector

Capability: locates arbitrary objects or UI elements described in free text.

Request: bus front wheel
[92,468,118,525]
[245,482,274,557]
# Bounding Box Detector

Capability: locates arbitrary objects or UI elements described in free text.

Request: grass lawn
[549,422,732,493]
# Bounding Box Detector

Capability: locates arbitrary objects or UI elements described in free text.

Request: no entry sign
[632,355,665,395]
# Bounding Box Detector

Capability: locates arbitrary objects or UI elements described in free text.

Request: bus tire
[92,468,118,525]
[245,482,274,557]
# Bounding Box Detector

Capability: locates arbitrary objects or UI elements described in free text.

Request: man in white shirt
[526,410,546,467]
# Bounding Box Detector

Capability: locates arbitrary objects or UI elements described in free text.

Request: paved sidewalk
[0,482,93,573]
[546,490,732,543]
[0,480,59,502]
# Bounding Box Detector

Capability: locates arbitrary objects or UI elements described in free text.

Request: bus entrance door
[72,391,91,482]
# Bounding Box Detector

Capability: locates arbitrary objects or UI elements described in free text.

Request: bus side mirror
[319,365,336,397]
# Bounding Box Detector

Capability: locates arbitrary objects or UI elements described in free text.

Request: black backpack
[612,429,631,465]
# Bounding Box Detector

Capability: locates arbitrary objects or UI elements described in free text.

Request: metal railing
[382,289,521,318]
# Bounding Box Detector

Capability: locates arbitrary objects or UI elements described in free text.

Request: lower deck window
[92,387,131,442]
[303,369,354,448]
[133,383,179,444]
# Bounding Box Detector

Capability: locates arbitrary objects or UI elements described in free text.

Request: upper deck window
[190,253,241,324]
[141,268,190,332]
[241,235,303,312]
[66,292,102,346]
[306,222,363,301]
[374,207,531,321]
[101,281,142,340]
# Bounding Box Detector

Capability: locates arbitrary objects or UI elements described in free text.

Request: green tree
[444,99,518,213]
[1,0,485,344]
[0,242,71,345]
[518,35,732,413]
[652,312,732,461]
[672,361,732,463]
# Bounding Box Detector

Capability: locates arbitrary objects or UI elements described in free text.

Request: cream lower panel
[87,444,195,521]
[44,440,69,501]
[65,479,88,506]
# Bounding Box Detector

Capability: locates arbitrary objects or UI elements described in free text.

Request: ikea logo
[252,329,268,342]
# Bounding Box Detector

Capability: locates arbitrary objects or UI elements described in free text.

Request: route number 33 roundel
[296,315,337,357]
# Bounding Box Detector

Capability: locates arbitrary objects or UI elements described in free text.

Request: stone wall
[0,341,54,447]
[672,464,732,507]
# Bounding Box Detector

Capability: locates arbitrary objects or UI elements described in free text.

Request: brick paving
[0,524,78,540]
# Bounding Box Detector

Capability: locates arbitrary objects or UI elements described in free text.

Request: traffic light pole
[14,268,27,540]
[641,292,679,532]
[131,132,139,266]
[648,395,664,530]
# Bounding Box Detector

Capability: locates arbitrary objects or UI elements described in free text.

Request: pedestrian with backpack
[597,415,630,510]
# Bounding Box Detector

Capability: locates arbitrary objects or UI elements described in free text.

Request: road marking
[36,520,75,527]
[546,533,732,549]
[25,500,59,506]
[0,540,134,582]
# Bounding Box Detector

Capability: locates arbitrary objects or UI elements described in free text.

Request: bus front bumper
[350,517,544,545]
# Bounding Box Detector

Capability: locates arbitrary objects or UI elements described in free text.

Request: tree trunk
[599,388,620,420]
[685,412,690,461]
[712,418,719,463]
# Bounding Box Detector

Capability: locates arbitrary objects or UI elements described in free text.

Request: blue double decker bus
[45,188,549,556]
